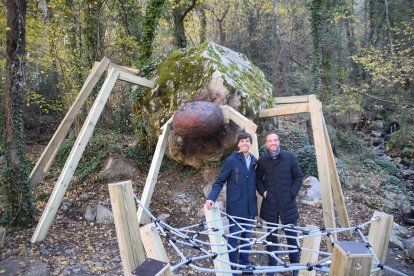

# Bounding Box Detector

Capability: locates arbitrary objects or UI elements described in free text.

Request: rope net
[134,195,407,275]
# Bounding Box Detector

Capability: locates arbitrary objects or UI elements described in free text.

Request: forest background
[1,0,413,231]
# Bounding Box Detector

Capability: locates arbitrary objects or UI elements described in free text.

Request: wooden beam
[31,68,120,243]
[321,116,351,236]
[228,106,247,129]
[109,181,146,276]
[329,241,372,276]
[118,71,155,88]
[299,226,321,276]
[244,123,259,159]
[108,62,140,75]
[140,223,173,276]
[308,95,336,249]
[259,103,309,118]
[367,211,393,274]
[137,121,171,225]
[204,204,231,275]
[274,95,310,104]
[29,57,111,186]
[220,105,230,124]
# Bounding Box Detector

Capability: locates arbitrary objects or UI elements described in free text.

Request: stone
[99,154,141,182]
[298,176,322,206]
[96,204,113,225]
[84,204,96,221]
[0,258,49,276]
[172,101,223,138]
[408,244,414,260]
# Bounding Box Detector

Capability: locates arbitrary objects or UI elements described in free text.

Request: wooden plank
[109,181,146,276]
[137,121,171,225]
[140,223,173,276]
[259,103,309,118]
[308,95,336,250]
[227,106,247,129]
[161,116,173,130]
[29,57,111,186]
[367,211,393,275]
[299,226,321,276]
[274,95,310,104]
[244,123,259,159]
[118,71,155,88]
[31,69,120,243]
[108,62,140,75]
[329,241,372,276]
[321,116,351,236]
[220,105,230,124]
[204,204,231,275]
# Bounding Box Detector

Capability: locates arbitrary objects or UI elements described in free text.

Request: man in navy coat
[256,132,303,276]
[205,132,258,269]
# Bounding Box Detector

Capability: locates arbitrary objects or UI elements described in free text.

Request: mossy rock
[133,41,275,149]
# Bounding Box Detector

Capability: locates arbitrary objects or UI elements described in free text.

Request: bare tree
[2,0,34,227]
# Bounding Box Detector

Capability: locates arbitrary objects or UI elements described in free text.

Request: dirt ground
[1,165,413,275]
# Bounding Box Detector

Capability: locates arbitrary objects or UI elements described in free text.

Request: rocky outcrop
[134,41,274,167]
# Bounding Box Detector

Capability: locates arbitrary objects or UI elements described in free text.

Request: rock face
[172,101,223,138]
[135,41,274,167]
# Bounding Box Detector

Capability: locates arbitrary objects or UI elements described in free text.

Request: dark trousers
[228,218,254,266]
[266,220,299,276]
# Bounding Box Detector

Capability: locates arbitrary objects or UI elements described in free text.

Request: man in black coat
[205,132,258,270]
[256,132,303,276]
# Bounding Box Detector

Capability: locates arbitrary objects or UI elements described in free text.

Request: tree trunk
[2,0,34,227]
[310,0,324,94]
[139,0,166,67]
[172,0,197,49]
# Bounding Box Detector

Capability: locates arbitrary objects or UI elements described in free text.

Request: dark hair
[237,132,252,144]
[265,131,279,140]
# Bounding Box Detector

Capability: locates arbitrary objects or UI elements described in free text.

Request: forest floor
[1,142,414,275]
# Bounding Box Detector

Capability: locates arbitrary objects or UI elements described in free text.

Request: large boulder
[135,41,274,167]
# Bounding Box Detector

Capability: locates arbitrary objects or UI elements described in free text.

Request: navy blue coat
[208,151,258,218]
[256,150,303,224]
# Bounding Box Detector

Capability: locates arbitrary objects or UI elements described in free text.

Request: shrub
[376,157,398,175]
[337,132,363,153]
[380,176,405,193]
[297,145,318,178]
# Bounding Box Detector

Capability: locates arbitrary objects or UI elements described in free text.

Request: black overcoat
[208,151,258,218]
[256,150,303,224]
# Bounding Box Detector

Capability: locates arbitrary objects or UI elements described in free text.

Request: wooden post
[204,204,231,276]
[220,105,230,124]
[367,211,393,274]
[29,57,111,186]
[140,223,173,276]
[31,69,120,243]
[329,241,372,276]
[137,120,172,225]
[308,95,336,248]
[299,226,321,276]
[109,181,146,276]
[321,116,351,236]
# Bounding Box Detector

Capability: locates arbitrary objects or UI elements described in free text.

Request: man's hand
[263,191,267,199]
[205,199,214,210]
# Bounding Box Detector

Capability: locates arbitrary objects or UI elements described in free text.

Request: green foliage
[337,132,363,153]
[160,156,197,179]
[277,121,311,153]
[297,145,318,178]
[122,144,151,171]
[376,158,398,175]
[380,176,405,193]
[53,131,125,185]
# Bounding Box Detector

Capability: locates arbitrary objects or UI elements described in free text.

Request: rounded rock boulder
[172,101,224,138]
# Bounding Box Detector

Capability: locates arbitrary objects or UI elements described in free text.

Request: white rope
[133,195,408,275]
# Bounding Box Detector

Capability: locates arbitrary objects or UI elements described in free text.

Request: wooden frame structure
[259,94,351,239]
[30,57,155,243]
